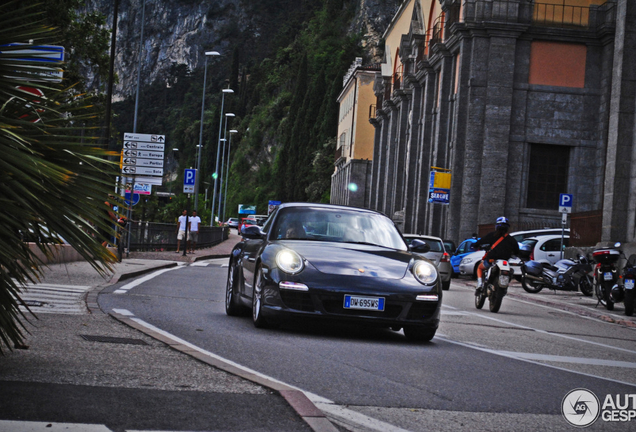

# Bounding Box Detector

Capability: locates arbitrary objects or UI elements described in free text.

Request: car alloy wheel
[252,266,269,328]
[225,261,241,316]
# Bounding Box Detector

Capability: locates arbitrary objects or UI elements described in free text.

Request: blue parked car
[450,238,479,276]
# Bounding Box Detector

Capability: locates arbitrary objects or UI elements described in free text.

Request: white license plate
[343,295,385,311]
[625,279,635,290]
[604,272,613,281]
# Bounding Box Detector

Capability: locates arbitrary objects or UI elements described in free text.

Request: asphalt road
[99,258,636,431]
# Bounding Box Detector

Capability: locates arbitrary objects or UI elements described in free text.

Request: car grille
[280,291,315,312]
[406,302,439,320]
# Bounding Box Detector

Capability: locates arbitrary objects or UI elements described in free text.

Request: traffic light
[212,172,218,179]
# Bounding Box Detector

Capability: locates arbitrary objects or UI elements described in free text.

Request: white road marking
[494,351,636,368]
[124,314,410,432]
[113,266,183,294]
[0,420,111,431]
[18,283,91,315]
[437,336,636,388]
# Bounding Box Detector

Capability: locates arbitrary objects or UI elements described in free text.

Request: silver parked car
[403,234,452,290]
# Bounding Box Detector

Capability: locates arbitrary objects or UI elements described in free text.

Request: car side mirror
[409,239,430,253]
[241,225,264,239]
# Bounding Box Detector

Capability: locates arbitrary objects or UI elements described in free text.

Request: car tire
[442,279,450,291]
[403,326,436,342]
[472,262,480,280]
[225,260,242,316]
[252,265,271,328]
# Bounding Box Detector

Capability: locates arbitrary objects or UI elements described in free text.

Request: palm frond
[0,1,117,353]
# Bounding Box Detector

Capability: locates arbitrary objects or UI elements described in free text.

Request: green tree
[0,2,117,352]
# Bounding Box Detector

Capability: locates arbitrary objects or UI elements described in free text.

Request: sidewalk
[0,232,337,432]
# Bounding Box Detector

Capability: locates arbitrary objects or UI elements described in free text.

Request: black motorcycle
[519,246,594,296]
[621,255,636,316]
[592,243,624,311]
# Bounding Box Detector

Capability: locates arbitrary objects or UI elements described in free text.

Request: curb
[109,312,339,432]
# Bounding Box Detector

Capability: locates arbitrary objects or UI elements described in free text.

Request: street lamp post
[211,88,234,226]
[217,113,235,220]
[223,129,238,223]
[194,51,220,213]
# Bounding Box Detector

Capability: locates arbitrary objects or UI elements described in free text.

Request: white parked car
[518,235,570,265]
[403,234,452,290]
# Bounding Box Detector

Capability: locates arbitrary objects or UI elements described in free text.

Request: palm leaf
[0,1,117,352]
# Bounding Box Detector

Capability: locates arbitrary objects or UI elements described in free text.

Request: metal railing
[533,1,590,28]
[125,221,227,251]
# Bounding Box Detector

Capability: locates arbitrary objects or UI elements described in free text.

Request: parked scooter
[620,255,636,316]
[592,242,628,312]
[474,259,512,313]
[519,244,594,296]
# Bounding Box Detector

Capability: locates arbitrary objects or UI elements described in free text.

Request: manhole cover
[80,335,148,345]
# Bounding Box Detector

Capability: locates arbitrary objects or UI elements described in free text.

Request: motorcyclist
[474,217,519,292]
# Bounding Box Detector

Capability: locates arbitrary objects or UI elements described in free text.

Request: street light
[217,113,235,220]
[211,88,234,225]
[194,50,220,213]
[223,129,238,223]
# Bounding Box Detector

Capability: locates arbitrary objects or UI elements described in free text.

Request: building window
[526,144,569,210]
[529,41,586,88]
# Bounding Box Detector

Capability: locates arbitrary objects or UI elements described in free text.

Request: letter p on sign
[559,193,573,213]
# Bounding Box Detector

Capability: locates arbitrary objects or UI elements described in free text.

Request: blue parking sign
[559,193,573,213]
[184,169,196,193]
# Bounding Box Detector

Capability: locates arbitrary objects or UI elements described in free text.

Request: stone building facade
[355,0,633,245]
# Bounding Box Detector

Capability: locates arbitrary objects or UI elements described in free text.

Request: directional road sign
[184,169,196,194]
[122,166,163,176]
[123,149,163,159]
[123,132,165,143]
[559,193,573,213]
[121,132,166,179]
[122,158,164,168]
[123,141,165,151]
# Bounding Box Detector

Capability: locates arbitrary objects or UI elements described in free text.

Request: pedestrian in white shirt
[189,210,201,253]
[176,209,188,253]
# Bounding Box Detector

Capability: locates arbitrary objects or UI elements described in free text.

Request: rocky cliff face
[85,0,401,100]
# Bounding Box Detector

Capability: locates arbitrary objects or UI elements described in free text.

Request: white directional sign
[121,166,164,176]
[123,133,165,143]
[123,141,165,151]
[122,158,164,168]
[122,176,163,186]
[123,149,163,159]
[121,132,166,179]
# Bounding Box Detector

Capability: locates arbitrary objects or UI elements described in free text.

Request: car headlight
[276,249,304,274]
[412,260,437,285]
[461,256,475,265]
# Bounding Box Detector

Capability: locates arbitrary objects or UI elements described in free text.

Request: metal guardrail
[124,221,228,251]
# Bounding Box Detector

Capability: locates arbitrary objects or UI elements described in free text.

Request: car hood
[281,241,413,279]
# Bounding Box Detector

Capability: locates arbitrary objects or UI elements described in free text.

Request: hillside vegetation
[112,0,369,224]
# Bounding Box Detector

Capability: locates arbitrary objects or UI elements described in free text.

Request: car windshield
[271,207,407,250]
